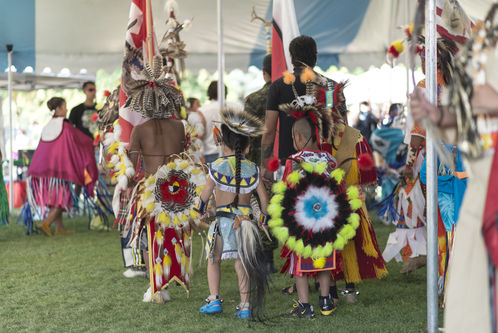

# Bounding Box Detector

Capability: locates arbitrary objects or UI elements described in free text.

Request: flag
[271,0,299,82]
[271,0,300,159]
[119,0,160,144]
[436,0,473,45]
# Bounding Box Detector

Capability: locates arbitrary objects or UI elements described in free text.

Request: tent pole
[145,0,153,65]
[7,45,13,211]
[424,1,438,332]
[405,1,410,105]
[217,0,225,110]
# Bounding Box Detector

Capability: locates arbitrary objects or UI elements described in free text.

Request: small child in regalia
[197,107,270,319]
[282,116,339,318]
[267,67,362,318]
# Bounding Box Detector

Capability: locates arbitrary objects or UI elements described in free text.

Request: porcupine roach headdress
[125,55,184,119]
[279,66,338,145]
[219,107,265,137]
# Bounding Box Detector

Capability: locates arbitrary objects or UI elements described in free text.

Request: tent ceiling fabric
[1,0,495,75]
[0,73,96,91]
[35,0,271,74]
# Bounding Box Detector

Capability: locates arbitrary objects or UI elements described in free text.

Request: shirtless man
[128,118,185,175]
[126,105,186,303]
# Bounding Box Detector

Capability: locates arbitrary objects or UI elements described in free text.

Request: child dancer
[269,67,362,318]
[197,107,270,319]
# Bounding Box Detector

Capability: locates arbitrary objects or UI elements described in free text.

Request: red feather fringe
[358,153,375,171]
[266,157,280,172]
[388,45,401,58]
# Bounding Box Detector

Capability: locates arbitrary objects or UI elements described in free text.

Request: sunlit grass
[0,214,440,332]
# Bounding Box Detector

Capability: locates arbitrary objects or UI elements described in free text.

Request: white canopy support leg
[7,44,14,211]
[424,1,439,332]
[217,0,225,111]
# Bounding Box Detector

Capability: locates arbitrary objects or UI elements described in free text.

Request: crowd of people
[6,1,498,330]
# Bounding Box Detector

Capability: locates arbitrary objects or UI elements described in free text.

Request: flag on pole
[436,0,473,45]
[119,0,159,144]
[271,0,299,82]
[271,0,300,158]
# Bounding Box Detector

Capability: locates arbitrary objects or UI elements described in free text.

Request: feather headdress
[279,65,344,144]
[98,86,120,131]
[125,55,184,119]
[219,107,265,137]
[447,3,498,159]
[416,35,458,85]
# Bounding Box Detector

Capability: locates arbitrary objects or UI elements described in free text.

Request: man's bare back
[129,118,185,174]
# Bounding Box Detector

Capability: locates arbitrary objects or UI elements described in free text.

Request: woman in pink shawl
[29,97,98,236]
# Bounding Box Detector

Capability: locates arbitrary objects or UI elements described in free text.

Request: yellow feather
[283,70,296,85]
[300,67,316,83]
[301,162,313,173]
[313,257,326,269]
[313,162,328,175]
[173,216,180,226]
[391,39,405,54]
[272,181,287,195]
[286,170,301,186]
[331,168,345,184]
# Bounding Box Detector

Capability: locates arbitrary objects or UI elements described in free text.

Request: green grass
[0,214,441,332]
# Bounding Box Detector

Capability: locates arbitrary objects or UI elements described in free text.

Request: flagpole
[145,0,153,65]
[217,0,225,110]
[6,44,13,211]
[425,0,439,332]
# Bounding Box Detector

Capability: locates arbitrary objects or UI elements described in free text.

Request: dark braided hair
[221,124,249,208]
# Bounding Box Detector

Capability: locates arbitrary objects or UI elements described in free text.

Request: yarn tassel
[155,261,163,287]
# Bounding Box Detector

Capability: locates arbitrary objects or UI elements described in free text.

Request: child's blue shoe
[234,309,252,319]
[200,299,223,314]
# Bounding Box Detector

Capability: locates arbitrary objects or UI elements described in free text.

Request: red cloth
[356,136,377,185]
[148,220,190,294]
[5,181,26,208]
[483,149,498,268]
[28,121,98,194]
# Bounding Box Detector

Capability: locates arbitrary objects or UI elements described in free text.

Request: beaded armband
[259,212,269,227]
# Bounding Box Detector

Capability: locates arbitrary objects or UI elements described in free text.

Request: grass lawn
[0,213,442,332]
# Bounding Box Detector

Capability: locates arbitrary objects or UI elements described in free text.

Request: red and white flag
[271,0,300,82]
[119,0,159,144]
[271,0,300,158]
[436,0,473,45]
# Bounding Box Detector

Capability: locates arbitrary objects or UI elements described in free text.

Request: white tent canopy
[1,0,493,75]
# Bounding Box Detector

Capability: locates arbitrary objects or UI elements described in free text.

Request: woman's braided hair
[221,124,249,208]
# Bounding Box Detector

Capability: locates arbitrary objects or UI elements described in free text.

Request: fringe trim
[342,240,361,283]
[221,251,239,260]
[18,176,113,234]
[382,227,427,263]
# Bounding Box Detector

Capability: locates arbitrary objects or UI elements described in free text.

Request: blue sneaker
[200,299,223,314]
[235,309,252,319]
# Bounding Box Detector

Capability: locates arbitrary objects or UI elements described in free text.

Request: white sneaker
[143,287,152,302]
[123,268,146,278]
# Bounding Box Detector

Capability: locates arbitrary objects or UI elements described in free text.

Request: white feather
[165,0,178,14]
[294,186,339,233]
